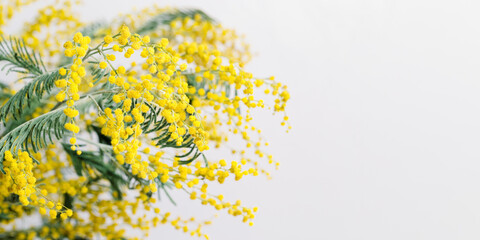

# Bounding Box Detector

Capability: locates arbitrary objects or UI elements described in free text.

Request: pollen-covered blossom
[0,1,290,239]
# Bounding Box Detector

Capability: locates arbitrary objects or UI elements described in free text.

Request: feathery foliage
[137,9,215,35]
[62,143,130,199]
[0,36,46,77]
[80,21,108,39]
[0,70,61,122]
[0,97,94,171]
[0,107,66,168]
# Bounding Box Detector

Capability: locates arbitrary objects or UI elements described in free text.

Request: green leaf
[62,143,130,200]
[0,35,46,77]
[136,9,215,35]
[138,101,202,164]
[0,97,94,172]
[0,70,61,123]
[0,107,66,173]
[80,21,108,39]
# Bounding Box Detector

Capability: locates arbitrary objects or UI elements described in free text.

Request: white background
[9,0,480,239]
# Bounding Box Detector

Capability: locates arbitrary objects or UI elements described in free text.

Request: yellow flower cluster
[0,1,290,239]
[57,32,91,153]
[0,150,73,226]
[2,150,36,206]
[20,1,82,59]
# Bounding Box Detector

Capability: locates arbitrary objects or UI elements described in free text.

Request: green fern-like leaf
[0,36,46,77]
[0,97,94,172]
[0,70,61,123]
[136,9,215,35]
[0,106,67,167]
[139,102,201,164]
[0,81,12,101]
[62,143,130,199]
[80,21,108,39]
